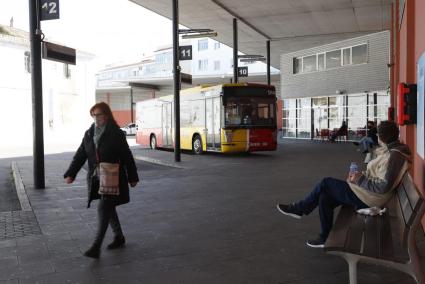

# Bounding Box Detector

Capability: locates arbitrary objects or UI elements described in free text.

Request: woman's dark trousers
[293,177,368,241]
[93,196,123,247]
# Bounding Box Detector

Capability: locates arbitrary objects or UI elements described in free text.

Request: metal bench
[325,174,425,283]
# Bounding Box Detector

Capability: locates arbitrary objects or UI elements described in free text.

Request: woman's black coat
[64,121,139,208]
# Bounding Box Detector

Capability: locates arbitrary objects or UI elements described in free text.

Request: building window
[342,48,351,66]
[282,99,297,138]
[63,63,71,79]
[318,53,325,70]
[24,51,31,73]
[156,52,171,65]
[214,42,220,49]
[293,43,368,74]
[283,92,389,140]
[326,50,341,69]
[198,39,208,51]
[214,60,220,71]
[352,44,367,64]
[296,98,312,138]
[303,55,316,73]
[198,59,208,71]
[293,57,302,74]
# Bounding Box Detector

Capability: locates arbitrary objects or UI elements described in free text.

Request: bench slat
[345,213,366,254]
[362,214,380,258]
[324,206,354,250]
[398,186,415,226]
[403,174,422,213]
[380,212,395,259]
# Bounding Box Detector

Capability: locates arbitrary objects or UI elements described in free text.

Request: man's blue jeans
[293,177,368,240]
[359,137,374,152]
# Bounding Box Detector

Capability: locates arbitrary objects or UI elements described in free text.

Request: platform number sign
[179,45,192,61]
[40,0,60,21]
[238,66,248,77]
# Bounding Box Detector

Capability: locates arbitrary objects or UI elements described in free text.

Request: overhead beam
[211,0,270,40]
[271,31,382,42]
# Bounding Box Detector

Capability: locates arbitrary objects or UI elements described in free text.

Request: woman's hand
[129,181,138,187]
[65,176,75,184]
[347,172,362,183]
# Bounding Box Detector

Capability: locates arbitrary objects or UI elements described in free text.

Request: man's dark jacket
[64,121,139,208]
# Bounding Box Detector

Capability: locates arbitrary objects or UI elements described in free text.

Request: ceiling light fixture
[179,28,217,39]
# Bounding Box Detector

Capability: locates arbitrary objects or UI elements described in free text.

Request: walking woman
[64,102,139,258]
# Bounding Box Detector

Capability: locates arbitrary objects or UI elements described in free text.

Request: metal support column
[267,40,271,85]
[29,0,45,189]
[233,18,238,83]
[172,0,181,162]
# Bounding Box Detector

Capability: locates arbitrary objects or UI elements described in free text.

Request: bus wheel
[192,135,203,155]
[150,135,157,150]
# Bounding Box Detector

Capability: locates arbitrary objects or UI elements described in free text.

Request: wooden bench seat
[325,174,425,283]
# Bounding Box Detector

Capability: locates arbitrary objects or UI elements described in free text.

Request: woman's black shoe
[84,244,101,258]
[107,236,125,250]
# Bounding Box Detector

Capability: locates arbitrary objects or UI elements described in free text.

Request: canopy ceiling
[130,0,392,69]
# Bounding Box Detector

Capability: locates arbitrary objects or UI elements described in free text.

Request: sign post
[28,0,60,189]
[172,0,181,162]
[29,0,45,189]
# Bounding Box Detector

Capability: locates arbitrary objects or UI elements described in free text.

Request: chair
[336,128,348,142]
[319,129,330,142]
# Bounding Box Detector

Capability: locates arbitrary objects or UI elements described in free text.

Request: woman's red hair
[90,102,117,125]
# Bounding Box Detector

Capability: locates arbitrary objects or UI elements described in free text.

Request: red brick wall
[413,0,425,201]
[393,0,425,226]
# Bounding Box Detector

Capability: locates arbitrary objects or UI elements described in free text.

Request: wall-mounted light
[240,58,266,63]
[238,54,265,63]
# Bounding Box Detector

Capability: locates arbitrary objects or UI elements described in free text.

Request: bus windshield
[224,96,276,127]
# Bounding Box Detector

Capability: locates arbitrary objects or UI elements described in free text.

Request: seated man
[353,121,378,153]
[276,121,411,248]
[329,121,347,142]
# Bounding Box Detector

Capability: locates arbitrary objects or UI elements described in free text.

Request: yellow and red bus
[135,83,277,154]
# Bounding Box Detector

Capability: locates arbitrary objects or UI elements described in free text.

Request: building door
[205,98,221,150]
[213,97,221,149]
[162,103,172,146]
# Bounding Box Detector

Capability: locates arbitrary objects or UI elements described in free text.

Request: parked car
[120,123,137,135]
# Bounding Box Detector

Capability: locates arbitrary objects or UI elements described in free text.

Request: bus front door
[205,98,221,150]
[162,103,172,147]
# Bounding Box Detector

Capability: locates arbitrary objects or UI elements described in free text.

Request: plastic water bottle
[349,162,358,174]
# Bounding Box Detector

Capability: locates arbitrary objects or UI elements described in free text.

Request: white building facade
[280,31,390,139]
[0,25,96,154]
[96,37,280,127]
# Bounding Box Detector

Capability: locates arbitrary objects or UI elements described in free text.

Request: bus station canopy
[130,0,392,69]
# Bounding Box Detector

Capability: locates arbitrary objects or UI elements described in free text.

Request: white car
[120,123,137,135]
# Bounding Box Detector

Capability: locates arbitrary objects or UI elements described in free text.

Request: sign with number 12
[40,0,60,21]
